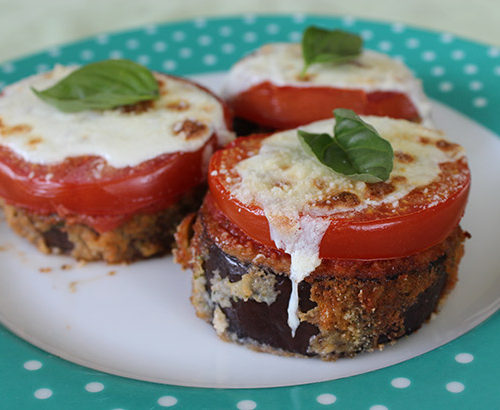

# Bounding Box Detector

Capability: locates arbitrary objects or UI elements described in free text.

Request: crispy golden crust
[2,187,204,263]
[176,197,468,360]
[173,211,196,270]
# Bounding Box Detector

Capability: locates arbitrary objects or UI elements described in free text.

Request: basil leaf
[301,26,363,77]
[298,109,393,183]
[298,131,333,159]
[32,59,159,112]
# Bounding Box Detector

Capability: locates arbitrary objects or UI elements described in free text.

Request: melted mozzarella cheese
[231,117,465,335]
[0,66,233,168]
[223,43,432,124]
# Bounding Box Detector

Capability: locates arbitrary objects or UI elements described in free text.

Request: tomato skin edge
[0,135,218,233]
[229,81,421,130]
[318,180,470,259]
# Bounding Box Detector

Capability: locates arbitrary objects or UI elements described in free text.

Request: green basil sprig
[32,59,159,112]
[301,27,363,77]
[298,109,393,183]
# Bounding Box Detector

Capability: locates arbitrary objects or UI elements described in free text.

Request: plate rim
[0,13,499,409]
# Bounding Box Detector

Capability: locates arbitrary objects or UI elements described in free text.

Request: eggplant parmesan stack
[176,115,470,359]
[0,64,232,262]
[223,42,431,131]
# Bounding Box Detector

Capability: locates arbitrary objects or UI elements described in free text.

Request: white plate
[0,72,499,389]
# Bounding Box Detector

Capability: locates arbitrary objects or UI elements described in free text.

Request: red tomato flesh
[0,135,217,232]
[208,134,470,260]
[229,82,421,130]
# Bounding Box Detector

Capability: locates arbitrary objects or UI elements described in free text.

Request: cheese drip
[267,213,330,335]
[231,117,464,336]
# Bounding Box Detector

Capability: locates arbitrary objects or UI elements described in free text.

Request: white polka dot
[2,62,15,74]
[488,47,500,57]
[406,38,420,49]
[203,54,217,66]
[421,50,436,61]
[153,41,167,52]
[378,41,392,52]
[109,50,123,59]
[439,81,454,92]
[158,396,178,407]
[198,35,212,46]
[144,24,157,35]
[342,16,355,26]
[24,360,42,371]
[80,49,94,61]
[36,64,49,73]
[441,33,454,43]
[47,47,61,57]
[96,34,109,44]
[316,393,337,405]
[392,22,405,33]
[194,17,206,28]
[222,43,235,54]
[137,55,150,65]
[451,49,465,60]
[361,30,373,40]
[393,55,405,62]
[0,81,5,90]
[179,47,192,58]
[469,81,483,91]
[464,64,478,74]
[455,352,474,363]
[370,406,388,410]
[473,97,487,107]
[266,23,280,35]
[243,14,256,24]
[446,381,465,393]
[288,31,301,42]
[391,377,411,388]
[85,382,104,393]
[173,31,185,42]
[126,38,140,49]
[34,388,52,399]
[162,60,177,71]
[236,400,257,410]
[244,32,257,43]
[219,26,232,37]
[431,66,445,76]
[292,13,305,23]
[494,66,500,76]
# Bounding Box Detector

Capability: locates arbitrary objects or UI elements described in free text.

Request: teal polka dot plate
[1,14,499,410]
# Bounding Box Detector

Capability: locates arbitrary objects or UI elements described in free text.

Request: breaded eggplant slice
[176,196,468,360]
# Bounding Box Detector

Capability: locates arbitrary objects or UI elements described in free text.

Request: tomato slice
[0,135,218,232]
[229,81,421,130]
[0,74,232,233]
[208,134,470,260]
